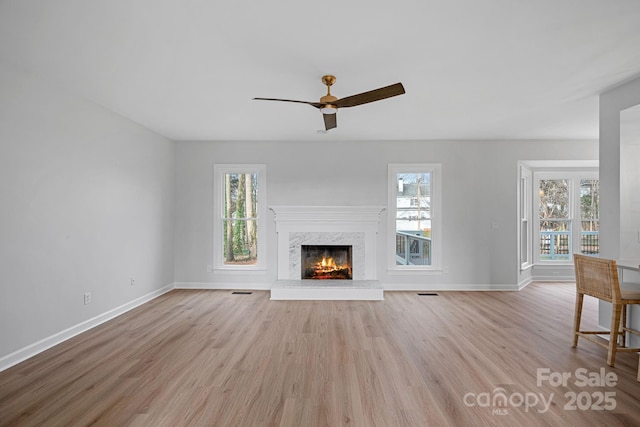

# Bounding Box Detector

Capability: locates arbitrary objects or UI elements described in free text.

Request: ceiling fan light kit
[319,105,337,114]
[253,75,405,131]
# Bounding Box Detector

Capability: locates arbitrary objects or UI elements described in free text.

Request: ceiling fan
[253,75,405,131]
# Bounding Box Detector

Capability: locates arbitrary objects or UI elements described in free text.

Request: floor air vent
[232,291,253,295]
[417,292,439,296]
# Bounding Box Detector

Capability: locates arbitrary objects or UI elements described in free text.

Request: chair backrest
[573,254,622,302]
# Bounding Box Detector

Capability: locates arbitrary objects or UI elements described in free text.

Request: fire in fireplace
[301,245,353,280]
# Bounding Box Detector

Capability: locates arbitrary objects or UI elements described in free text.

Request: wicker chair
[572,254,640,367]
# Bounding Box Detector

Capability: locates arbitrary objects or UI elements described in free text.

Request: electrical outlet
[130,277,135,286]
[83,292,91,305]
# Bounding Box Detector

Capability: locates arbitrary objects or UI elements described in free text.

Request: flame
[320,257,336,269]
[317,256,345,273]
[308,254,351,279]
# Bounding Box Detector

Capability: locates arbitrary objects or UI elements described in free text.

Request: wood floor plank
[1,284,639,426]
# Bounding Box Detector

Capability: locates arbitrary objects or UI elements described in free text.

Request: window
[388,164,441,271]
[518,165,533,270]
[213,164,266,270]
[534,171,598,263]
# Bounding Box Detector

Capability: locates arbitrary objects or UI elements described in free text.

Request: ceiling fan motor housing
[320,75,338,112]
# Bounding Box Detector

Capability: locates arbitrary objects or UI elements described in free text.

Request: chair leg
[620,305,627,347]
[573,293,584,348]
[608,303,623,367]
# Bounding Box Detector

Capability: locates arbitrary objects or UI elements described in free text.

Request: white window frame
[387,163,442,272]
[213,164,267,271]
[518,164,533,271]
[533,169,598,265]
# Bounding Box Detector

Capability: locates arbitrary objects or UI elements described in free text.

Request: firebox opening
[301,245,353,280]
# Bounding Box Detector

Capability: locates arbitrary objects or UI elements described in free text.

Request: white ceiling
[1,0,640,142]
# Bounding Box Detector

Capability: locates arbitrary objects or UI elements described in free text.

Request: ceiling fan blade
[253,97,322,109]
[334,83,405,108]
[323,113,337,131]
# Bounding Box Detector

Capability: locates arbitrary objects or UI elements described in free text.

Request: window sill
[520,263,534,272]
[386,267,444,276]
[213,267,267,274]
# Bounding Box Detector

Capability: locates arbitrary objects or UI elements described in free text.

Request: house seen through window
[388,164,441,270]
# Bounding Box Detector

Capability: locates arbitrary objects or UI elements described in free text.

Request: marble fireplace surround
[270,206,385,281]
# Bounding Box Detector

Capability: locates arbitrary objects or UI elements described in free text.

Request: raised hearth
[271,280,383,301]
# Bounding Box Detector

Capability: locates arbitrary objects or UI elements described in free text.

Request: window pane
[223,219,257,265]
[520,221,528,264]
[539,220,570,260]
[520,177,527,220]
[395,172,431,265]
[539,179,570,260]
[224,173,258,219]
[538,179,569,219]
[580,179,599,255]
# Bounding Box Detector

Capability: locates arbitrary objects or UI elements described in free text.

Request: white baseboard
[173,281,272,290]
[0,283,175,373]
[532,275,575,282]
[383,283,521,291]
[517,277,533,290]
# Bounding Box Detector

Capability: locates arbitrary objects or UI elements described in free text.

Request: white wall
[598,74,640,338]
[0,63,176,366]
[620,105,640,259]
[600,74,640,259]
[174,139,597,290]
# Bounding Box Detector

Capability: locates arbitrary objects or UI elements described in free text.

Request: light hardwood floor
[1,283,639,426]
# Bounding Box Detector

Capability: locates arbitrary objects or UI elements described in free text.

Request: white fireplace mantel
[270,206,385,281]
[270,205,385,226]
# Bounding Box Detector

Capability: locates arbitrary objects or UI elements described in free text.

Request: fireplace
[301,245,352,280]
[270,206,385,281]
[270,206,384,300]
